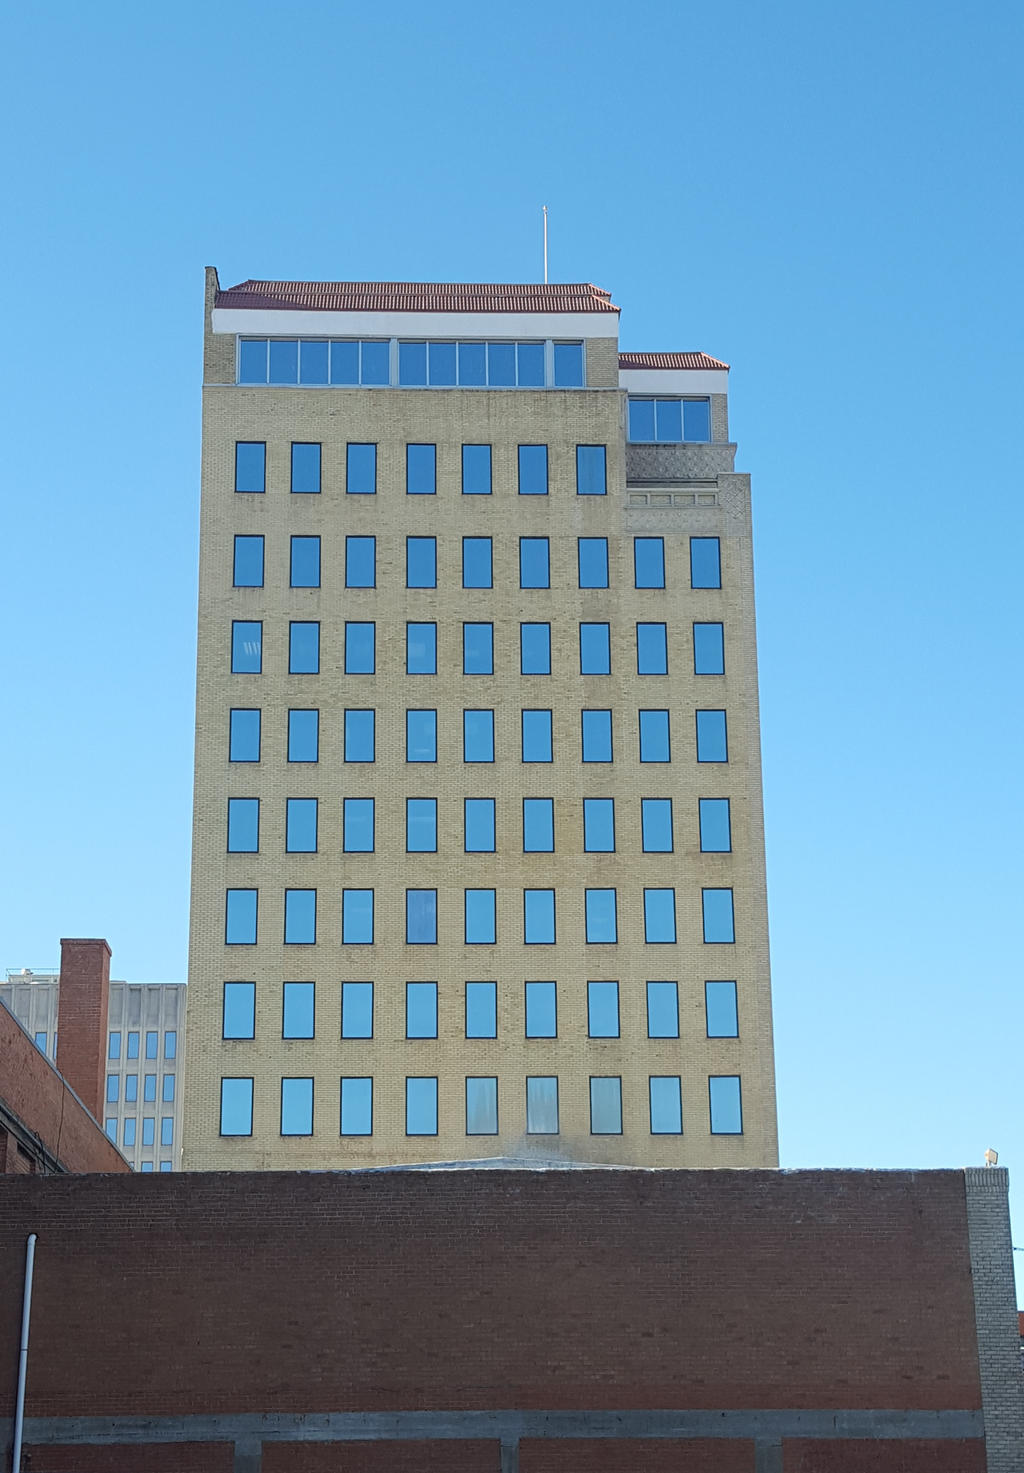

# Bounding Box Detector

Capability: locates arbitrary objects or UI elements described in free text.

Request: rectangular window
[164,1031,176,1061]
[628,397,711,443]
[578,537,609,588]
[288,709,318,763]
[285,796,317,853]
[343,708,374,762]
[524,981,556,1038]
[340,1077,373,1135]
[518,444,548,495]
[520,537,550,589]
[520,623,551,675]
[463,709,494,762]
[233,535,264,588]
[696,709,728,762]
[230,708,261,762]
[282,983,313,1042]
[521,709,552,762]
[160,1116,174,1146]
[694,622,725,675]
[462,536,492,589]
[642,798,674,852]
[406,708,437,762]
[465,888,497,945]
[268,339,298,383]
[583,797,615,852]
[123,1118,136,1147]
[281,1077,314,1136]
[406,797,437,853]
[406,889,438,944]
[33,1031,47,1053]
[406,982,438,1039]
[691,536,722,589]
[406,443,436,495]
[158,1161,173,1173]
[141,1118,156,1146]
[585,888,617,944]
[220,1078,253,1136]
[399,340,427,385]
[146,1031,158,1060]
[639,710,670,762]
[106,1073,118,1103]
[709,1075,743,1134]
[465,981,497,1039]
[650,1076,683,1134]
[526,1076,559,1133]
[699,797,732,852]
[125,1074,138,1101]
[284,889,316,945]
[579,623,611,675]
[553,341,584,386]
[463,622,493,675]
[406,621,436,674]
[225,888,257,944]
[108,1032,121,1060]
[345,621,376,674]
[464,797,496,852]
[341,981,374,1039]
[289,621,320,674]
[343,797,375,853]
[291,443,321,495]
[637,623,668,675]
[406,1077,438,1135]
[644,888,677,943]
[581,709,612,762]
[576,444,607,495]
[406,536,437,588]
[703,888,735,943]
[235,441,265,493]
[127,1032,139,1059]
[523,889,555,944]
[466,1076,498,1135]
[345,535,375,588]
[523,797,554,852]
[590,1076,622,1134]
[223,981,255,1039]
[231,620,262,674]
[343,890,374,943]
[347,443,376,495]
[144,1074,157,1101]
[647,981,679,1038]
[462,444,492,495]
[587,981,620,1038]
[706,980,739,1037]
[634,537,665,589]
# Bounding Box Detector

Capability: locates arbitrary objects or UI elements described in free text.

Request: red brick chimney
[56,938,111,1120]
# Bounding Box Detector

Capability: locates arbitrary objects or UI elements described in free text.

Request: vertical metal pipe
[11,1233,37,1473]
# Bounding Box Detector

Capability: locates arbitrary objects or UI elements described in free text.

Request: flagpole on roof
[542,206,548,284]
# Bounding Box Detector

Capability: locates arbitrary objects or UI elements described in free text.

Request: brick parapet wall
[964,1167,1024,1471]
[55,938,110,1121]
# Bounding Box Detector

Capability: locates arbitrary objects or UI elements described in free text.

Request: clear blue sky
[2,1,1021,1286]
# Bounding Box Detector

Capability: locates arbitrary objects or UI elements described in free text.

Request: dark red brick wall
[520,1439,754,1470]
[23,1444,233,1471]
[262,1442,499,1471]
[0,1168,980,1426]
[782,1440,986,1471]
[55,936,110,1120]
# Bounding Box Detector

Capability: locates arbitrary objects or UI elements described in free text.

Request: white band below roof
[212,308,619,341]
[619,368,728,394]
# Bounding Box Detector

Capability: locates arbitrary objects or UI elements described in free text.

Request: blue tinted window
[517,341,545,386]
[346,621,376,674]
[702,888,735,943]
[330,340,359,384]
[220,1078,254,1135]
[298,340,328,385]
[464,709,494,762]
[233,535,264,587]
[406,889,437,944]
[227,798,259,853]
[588,981,619,1038]
[428,341,457,386]
[642,798,674,853]
[407,443,436,494]
[406,709,437,762]
[281,1077,313,1135]
[286,797,317,853]
[694,622,725,675]
[553,341,584,387]
[637,622,668,675]
[634,537,665,589]
[576,445,607,495]
[462,537,492,588]
[465,981,497,1039]
[344,709,374,762]
[578,537,608,588]
[291,443,321,494]
[463,622,493,675]
[407,622,436,674]
[406,536,436,588]
[360,341,390,385]
[458,341,486,386]
[347,443,376,494]
[406,1077,438,1135]
[655,399,682,440]
[223,982,255,1040]
[225,889,257,945]
[399,340,427,386]
[238,341,267,385]
[627,400,656,441]
[646,981,679,1038]
[342,889,373,944]
[406,982,438,1038]
[699,798,731,852]
[583,797,615,852]
[639,710,669,762]
[291,535,321,587]
[520,537,549,589]
[284,889,316,944]
[289,621,320,674]
[465,888,497,944]
[235,441,265,492]
[487,342,516,386]
[344,797,375,853]
[526,1076,559,1133]
[466,1077,499,1135]
[465,797,495,852]
[580,622,610,674]
[525,981,556,1038]
[518,444,548,495]
[406,797,437,853]
[696,709,728,762]
[650,1077,683,1134]
[585,888,617,943]
[709,1075,743,1134]
[230,708,260,762]
[523,797,554,852]
[524,889,555,944]
[462,444,492,494]
[342,982,374,1039]
[283,982,315,1039]
[340,1077,373,1134]
[521,709,552,762]
[644,888,676,943]
[706,981,739,1038]
[581,709,612,762]
[269,340,298,384]
[691,536,721,588]
[590,1077,622,1134]
[521,623,551,674]
[346,536,375,588]
[684,399,712,442]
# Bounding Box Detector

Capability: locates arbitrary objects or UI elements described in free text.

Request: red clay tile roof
[216,280,619,314]
[619,351,729,370]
